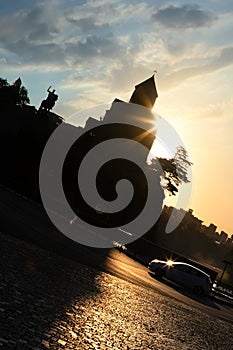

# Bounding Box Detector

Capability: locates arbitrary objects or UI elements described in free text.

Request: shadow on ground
[0,185,111,349]
[0,232,109,349]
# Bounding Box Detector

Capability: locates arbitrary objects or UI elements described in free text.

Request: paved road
[0,185,232,325]
[0,184,233,349]
[101,249,233,324]
[1,232,233,350]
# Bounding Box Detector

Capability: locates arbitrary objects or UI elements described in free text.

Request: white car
[148,259,212,296]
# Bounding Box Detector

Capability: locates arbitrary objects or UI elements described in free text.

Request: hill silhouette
[0,78,63,199]
[1,76,231,284]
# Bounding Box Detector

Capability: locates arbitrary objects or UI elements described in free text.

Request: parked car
[148,259,212,296]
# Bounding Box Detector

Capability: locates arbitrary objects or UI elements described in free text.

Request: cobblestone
[0,232,232,349]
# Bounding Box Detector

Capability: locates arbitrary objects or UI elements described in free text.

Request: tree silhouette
[17,85,30,106]
[150,146,192,195]
[0,77,30,106]
[0,78,9,88]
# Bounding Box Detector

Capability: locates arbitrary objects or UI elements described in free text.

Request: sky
[0,0,233,235]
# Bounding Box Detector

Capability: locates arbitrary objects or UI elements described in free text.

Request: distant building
[201,223,217,240]
[218,231,228,245]
[183,209,203,232]
[208,223,217,234]
[226,237,233,247]
[165,207,203,233]
[213,231,220,243]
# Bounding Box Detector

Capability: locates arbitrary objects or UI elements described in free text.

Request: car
[148,259,212,296]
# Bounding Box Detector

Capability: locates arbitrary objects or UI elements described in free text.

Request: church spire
[129,75,158,109]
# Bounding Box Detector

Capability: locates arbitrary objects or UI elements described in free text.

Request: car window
[175,265,200,275]
[195,270,204,278]
[187,267,203,277]
[182,266,206,278]
[175,264,189,272]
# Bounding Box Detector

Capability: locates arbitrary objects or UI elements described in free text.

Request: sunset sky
[0,0,232,235]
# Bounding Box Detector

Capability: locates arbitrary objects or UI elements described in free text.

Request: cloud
[66,16,110,32]
[0,0,231,102]
[152,4,217,29]
[107,61,152,95]
[66,34,122,61]
[2,34,124,70]
[0,2,60,44]
[0,0,128,70]
[159,47,233,89]
[5,40,65,65]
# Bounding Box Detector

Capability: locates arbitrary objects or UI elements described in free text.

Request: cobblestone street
[0,232,232,350]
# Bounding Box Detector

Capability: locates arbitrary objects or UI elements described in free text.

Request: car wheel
[193,286,204,296]
[154,269,165,279]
